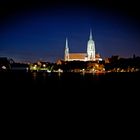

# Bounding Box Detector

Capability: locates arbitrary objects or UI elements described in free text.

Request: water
[1,71,139,131]
[1,71,139,107]
[1,71,139,92]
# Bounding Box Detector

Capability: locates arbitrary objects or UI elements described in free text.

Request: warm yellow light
[43,64,46,67]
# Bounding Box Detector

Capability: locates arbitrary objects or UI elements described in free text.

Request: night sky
[0,0,140,62]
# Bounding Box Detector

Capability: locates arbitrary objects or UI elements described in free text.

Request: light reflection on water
[30,71,47,80]
[0,71,139,93]
[32,72,37,80]
[30,71,106,82]
[27,72,140,92]
[11,71,139,84]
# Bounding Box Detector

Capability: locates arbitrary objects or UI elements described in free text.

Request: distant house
[0,57,29,71]
[0,57,11,71]
[11,63,29,71]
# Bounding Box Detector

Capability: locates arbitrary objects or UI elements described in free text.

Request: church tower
[64,38,69,61]
[87,29,95,61]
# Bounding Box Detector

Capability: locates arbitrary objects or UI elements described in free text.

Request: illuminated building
[64,29,102,61]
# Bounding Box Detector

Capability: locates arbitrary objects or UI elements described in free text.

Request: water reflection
[42,72,47,80]
[30,71,137,84]
[32,72,37,80]
[58,72,62,79]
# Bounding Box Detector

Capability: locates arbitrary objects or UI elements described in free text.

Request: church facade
[64,30,102,61]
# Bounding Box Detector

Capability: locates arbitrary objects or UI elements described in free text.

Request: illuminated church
[64,30,102,61]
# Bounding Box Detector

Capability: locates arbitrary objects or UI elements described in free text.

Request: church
[64,30,102,61]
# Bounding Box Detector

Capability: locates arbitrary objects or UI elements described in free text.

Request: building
[0,57,11,71]
[64,30,102,61]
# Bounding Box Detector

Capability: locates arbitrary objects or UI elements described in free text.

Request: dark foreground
[1,71,139,136]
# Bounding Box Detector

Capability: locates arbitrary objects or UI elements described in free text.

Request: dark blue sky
[0,0,140,62]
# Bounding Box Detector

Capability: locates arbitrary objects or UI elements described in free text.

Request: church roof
[95,53,101,58]
[69,53,87,60]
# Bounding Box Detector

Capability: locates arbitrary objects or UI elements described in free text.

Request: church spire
[65,38,68,49]
[87,29,95,61]
[89,29,92,40]
[64,38,69,61]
